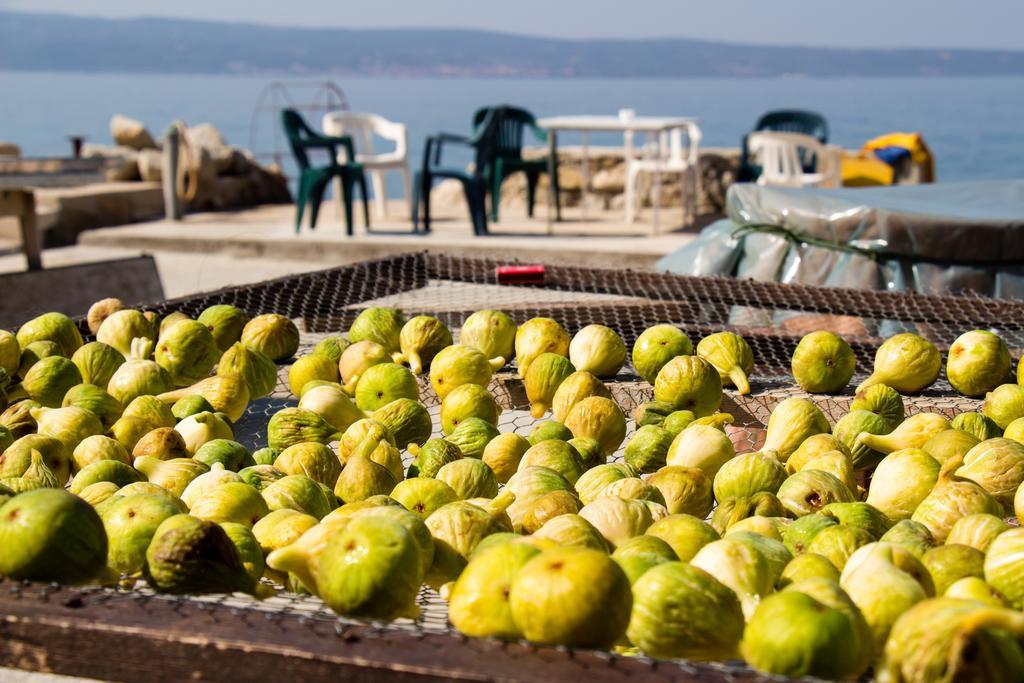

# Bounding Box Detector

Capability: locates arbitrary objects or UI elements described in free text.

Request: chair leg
[359,173,371,230]
[294,174,309,233]
[525,171,540,218]
[465,181,487,236]
[371,169,387,218]
[490,163,503,223]
[401,165,414,222]
[550,158,562,222]
[308,178,331,231]
[416,171,432,234]
[624,166,639,224]
[340,175,355,236]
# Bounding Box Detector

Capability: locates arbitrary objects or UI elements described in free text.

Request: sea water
[1,70,1021,190]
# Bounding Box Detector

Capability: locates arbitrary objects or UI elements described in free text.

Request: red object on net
[495,264,545,285]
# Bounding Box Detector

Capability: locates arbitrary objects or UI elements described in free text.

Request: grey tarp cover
[658,180,1024,299]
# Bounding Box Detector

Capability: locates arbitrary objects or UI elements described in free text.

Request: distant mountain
[2,10,1024,78]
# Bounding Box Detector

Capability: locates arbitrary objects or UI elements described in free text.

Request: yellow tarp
[842,131,936,186]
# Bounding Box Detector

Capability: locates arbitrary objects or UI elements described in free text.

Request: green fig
[436,458,499,499]
[947,330,1011,397]
[632,399,676,428]
[96,310,154,357]
[922,543,985,595]
[439,383,500,435]
[551,371,611,423]
[481,432,530,484]
[713,450,786,500]
[518,439,585,484]
[833,408,892,469]
[288,353,339,397]
[697,331,753,395]
[514,317,569,378]
[866,448,940,521]
[623,424,673,473]
[407,438,463,478]
[353,362,418,412]
[983,528,1024,609]
[778,553,841,586]
[857,412,950,455]
[444,417,499,460]
[665,423,735,479]
[646,465,713,517]
[877,597,1024,683]
[397,315,452,374]
[762,397,831,462]
[880,520,936,558]
[631,324,693,385]
[266,407,339,451]
[858,333,941,394]
[777,469,855,517]
[216,342,277,400]
[448,541,540,638]
[155,319,218,387]
[371,397,433,449]
[101,493,181,575]
[851,382,905,428]
[17,340,62,378]
[424,493,514,587]
[333,455,397,504]
[390,477,459,518]
[0,488,107,583]
[790,330,856,393]
[568,324,626,378]
[338,340,390,393]
[923,428,980,464]
[523,352,575,418]
[196,305,249,352]
[742,590,861,679]
[144,514,256,594]
[17,311,83,357]
[527,420,573,444]
[947,513,1010,553]
[347,308,404,354]
[261,474,336,520]
[240,313,299,362]
[562,395,626,456]
[611,535,677,584]
[509,546,632,649]
[626,561,743,660]
[951,411,1002,441]
[653,355,722,416]
[5,355,82,408]
[106,338,172,406]
[458,310,516,368]
[912,455,1002,542]
[70,459,140,494]
[983,383,1024,429]
[274,441,341,487]
[956,437,1024,508]
[430,344,499,400]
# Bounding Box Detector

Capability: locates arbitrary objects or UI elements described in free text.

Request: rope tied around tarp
[730,222,1024,267]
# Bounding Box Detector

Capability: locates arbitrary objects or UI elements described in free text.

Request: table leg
[652,160,661,237]
[546,130,558,234]
[581,131,590,222]
[624,128,634,224]
[3,190,42,272]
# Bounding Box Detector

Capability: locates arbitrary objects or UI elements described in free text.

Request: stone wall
[434,146,740,220]
[84,115,291,212]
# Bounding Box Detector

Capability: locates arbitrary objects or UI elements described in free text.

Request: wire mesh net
[54,252,1024,678]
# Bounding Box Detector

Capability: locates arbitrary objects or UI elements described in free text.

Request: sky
[1,0,1023,50]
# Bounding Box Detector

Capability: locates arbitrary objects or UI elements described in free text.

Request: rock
[187,123,228,152]
[0,141,21,158]
[592,164,626,193]
[137,149,163,182]
[82,144,139,182]
[110,115,157,151]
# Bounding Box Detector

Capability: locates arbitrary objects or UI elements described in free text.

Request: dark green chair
[412,107,506,236]
[738,110,829,182]
[472,105,559,222]
[281,108,370,234]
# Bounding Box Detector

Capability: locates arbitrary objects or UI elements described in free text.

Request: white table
[537,115,698,234]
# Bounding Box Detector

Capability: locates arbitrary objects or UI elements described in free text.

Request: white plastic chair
[625,122,703,225]
[746,131,842,189]
[322,111,412,218]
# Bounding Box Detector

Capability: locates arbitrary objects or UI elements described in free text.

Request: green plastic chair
[738,110,829,182]
[281,108,369,234]
[412,107,505,236]
[472,105,560,222]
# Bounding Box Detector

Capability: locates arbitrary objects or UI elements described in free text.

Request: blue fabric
[872,145,912,167]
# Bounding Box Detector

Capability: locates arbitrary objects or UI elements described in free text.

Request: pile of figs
[2,298,1024,682]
